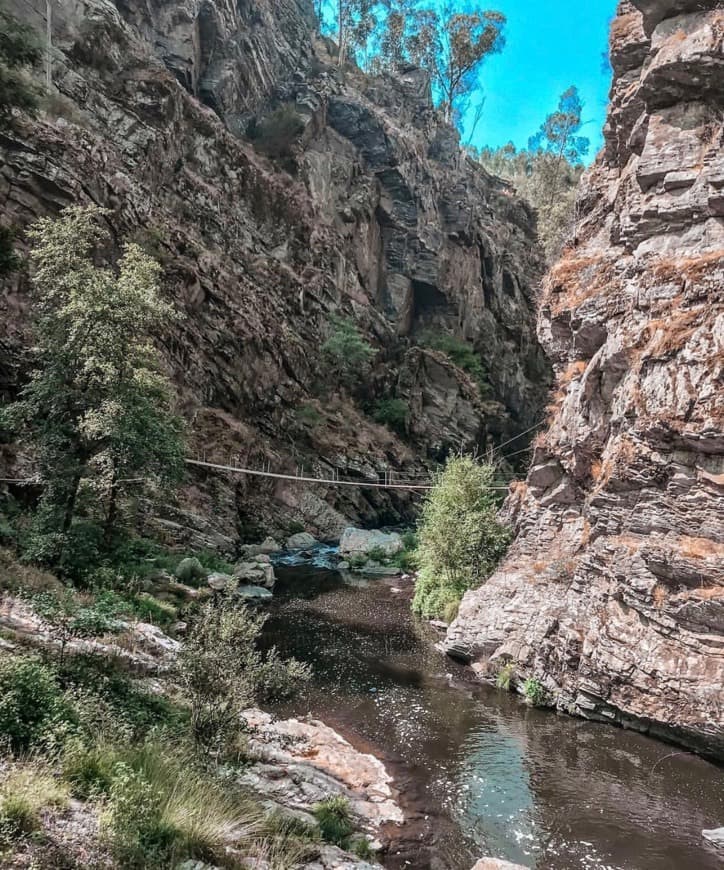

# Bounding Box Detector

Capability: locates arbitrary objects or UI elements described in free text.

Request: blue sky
[462,0,617,160]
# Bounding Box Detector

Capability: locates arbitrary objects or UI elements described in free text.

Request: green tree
[321,316,376,390]
[412,455,510,620]
[478,87,589,260]
[1,206,184,562]
[405,4,505,123]
[0,2,42,126]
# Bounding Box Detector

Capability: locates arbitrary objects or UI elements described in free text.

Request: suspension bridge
[1,423,543,493]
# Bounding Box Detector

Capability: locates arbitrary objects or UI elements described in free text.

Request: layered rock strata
[445,0,724,759]
[0,0,548,542]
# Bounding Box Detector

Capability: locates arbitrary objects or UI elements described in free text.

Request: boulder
[236,585,273,601]
[175,557,206,585]
[286,532,319,549]
[233,559,276,588]
[207,571,235,591]
[260,536,281,554]
[339,528,403,557]
[356,564,401,576]
[702,828,724,847]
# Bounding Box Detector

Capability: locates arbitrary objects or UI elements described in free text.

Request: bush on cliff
[412,456,511,620]
[0,2,42,127]
[321,316,377,390]
[248,103,305,158]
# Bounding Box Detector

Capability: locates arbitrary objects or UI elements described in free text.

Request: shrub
[421,333,490,394]
[313,796,354,849]
[178,602,310,754]
[351,836,376,860]
[523,677,546,707]
[249,104,305,158]
[495,661,515,691]
[175,556,207,585]
[296,403,323,428]
[372,398,408,434]
[0,655,76,753]
[32,588,123,664]
[321,317,376,390]
[412,456,511,620]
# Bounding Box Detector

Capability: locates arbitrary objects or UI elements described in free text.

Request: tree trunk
[61,469,82,533]
[103,463,119,549]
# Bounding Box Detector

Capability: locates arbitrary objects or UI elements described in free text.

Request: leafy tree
[321,316,376,390]
[412,455,510,619]
[177,602,310,755]
[1,206,184,562]
[478,87,589,260]
[0,2,42,126]
[405,4,505,123]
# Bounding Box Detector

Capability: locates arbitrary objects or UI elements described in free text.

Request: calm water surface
[263,563,724,870]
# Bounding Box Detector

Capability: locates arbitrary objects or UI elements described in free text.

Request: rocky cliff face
[0,0,548,545]
[445,0,724,758]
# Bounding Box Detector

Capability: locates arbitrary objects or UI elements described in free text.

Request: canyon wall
[0,0,548,546]
[445,0,724,758]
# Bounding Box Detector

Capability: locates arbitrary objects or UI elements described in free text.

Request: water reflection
[263,564,724,870]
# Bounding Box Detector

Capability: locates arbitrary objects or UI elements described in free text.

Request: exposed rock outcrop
[0,0,549,544]
[445,0,724,759]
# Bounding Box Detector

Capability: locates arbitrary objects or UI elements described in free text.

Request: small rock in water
[286,531,318,549]
[236,584,273,601]
[337,560,350,570]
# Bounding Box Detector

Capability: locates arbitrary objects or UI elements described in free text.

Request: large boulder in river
[233,557,276,589]
[286,532,318,550]
[340,528,403,558]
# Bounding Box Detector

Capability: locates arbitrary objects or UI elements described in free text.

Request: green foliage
[0,656,76,753]
[412,456,511,619]
[321,316,376,390]
[178,601,310,754]
[321,2,506,126]
[478,87,589,261]
[296,403,323,428]
[1,205,185,566]
[0,224,20,277]
[248,104,305,158]
[175,556,207,585]
[313,796,354,849]
[0,3,42,127]
[372,397,408,433]
[404,5,506,123]
[62,739,118,799]
[523,677,546,707]
[351,837,376,860]
[495,661,515,691]
[102,746,263,868]
[421,332,490,394]
[0,793,38,843]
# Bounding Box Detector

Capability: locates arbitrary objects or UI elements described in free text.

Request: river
[262,558,724,870]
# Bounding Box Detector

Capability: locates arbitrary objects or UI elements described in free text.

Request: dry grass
[643,307,704,358]
[652,585,668,609]
[544,253,616,315]
[0,548,63,597]
[677,535,723,561]
[0,761,70,842]
[651,250,724,285]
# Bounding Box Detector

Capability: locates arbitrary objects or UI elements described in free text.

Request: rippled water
[262,563,724,870]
